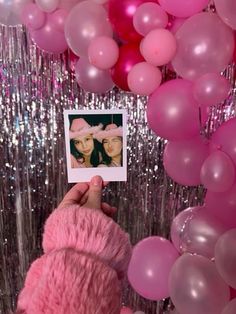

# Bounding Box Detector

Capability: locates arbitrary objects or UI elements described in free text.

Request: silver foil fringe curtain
[0,25,236,314]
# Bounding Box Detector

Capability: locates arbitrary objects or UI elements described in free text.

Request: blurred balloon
[163,136,209,186]
[74,57,114,93]
[215,229,236,289]
[93,0,108,4]
[30,15,68,53]
[222,299,236,314]
[133,3,168,36]
[159,0,210,17]
[205,183,236,229]
[120,307,133,314]
[210,117,236,166]
[0,0,32,26]
[140,29,176,66]
[88,36,119,70]
[111,43,144,91]
[147,79,208,141]
[65,1,112,56]
[128,236,179,300]
[200,150,235,192]
[171,206,227,258]
[36,0,59,13]
[169,254,230,314]
[193,73,231,106]
[51,9,67,32]
[127,62,162,96]
[215,0,236,30]
[172,13,234,80]
[21,3,46,30]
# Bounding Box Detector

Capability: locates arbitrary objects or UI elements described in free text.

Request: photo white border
[64,109,127,183]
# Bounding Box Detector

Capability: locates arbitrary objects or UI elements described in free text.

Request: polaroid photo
[64,109,127,183]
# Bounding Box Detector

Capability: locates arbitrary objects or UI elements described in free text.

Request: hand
[58,176,117,217]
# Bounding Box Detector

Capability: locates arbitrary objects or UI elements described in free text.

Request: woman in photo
[95,124,123,167]
[70,117,103,168]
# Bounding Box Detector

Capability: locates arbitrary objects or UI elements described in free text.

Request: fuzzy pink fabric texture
[16,206,132,314]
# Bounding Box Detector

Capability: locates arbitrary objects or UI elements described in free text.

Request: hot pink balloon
[200,150,235,193]
[51,9,67,32]
[147,79,208,141]
[171,206,228,259]
[159,0,210,17]
[169,254,230,314]
[172,13,234,80]
[88,36,119,70]
[215,0,236,30]
[140,29,177,66]
[127,62,162,96]
[163,136,209,186]
[193,73,231,106]
[21,3,46,30]
[65,1,112,57]
[36,0,59,13]
[133,3,168,36]
[74,57,114,93]
[128,236,179,301]
[210,117,236,166]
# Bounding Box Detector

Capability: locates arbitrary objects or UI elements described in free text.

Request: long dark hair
[101,137,123,166]
[70,138,102,167]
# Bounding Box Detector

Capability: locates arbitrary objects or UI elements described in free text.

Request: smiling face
[103,136,122,158]
[73,134,94,156]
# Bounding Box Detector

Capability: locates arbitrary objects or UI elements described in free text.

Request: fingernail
[91,176,102,186]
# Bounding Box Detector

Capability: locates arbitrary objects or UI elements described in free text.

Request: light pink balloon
[171,206,228,259]
[59,0,81,11]
[140,28,176,66]
[222,299,236,314]
[36,0,59,13]
[200,150,235,192]
[205,183,236,229]
[169,254,230,314]
[127,62,162,96]
[172,13,234,80]
[65,1,113,57]
[163,136,209,186]
[210,117,236,166]
[74,57,114,93]
[215,229,236,289]
[88,36,119,70]
[93,0,108,4]
[133,3,168,36]
[128,236,179,301]
[159,0,210,18]
[193,73,231,106]
[21,3,46,30]
[147,79,208,141]
[168,17,186,34]
[215,0,236,30]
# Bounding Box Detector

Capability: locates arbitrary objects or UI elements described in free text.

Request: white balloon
[0,0,32,26]
[35,0,59,13]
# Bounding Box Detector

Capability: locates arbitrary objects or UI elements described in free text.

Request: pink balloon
[200,150,235,192]
[171,206,228,259]
[88,36,119,70]
[128,236,179,301]
[169,254,230,314]
[21,3,46,30]
[222,299,236,314]
[168,17,186,34]
[120,307,133,314]
[147,79,208,141]
[193,73,231,106]
[215,0,236,30]
[127,62,162,96]
[74,57,114,93]
[172,13,234,80]
[133,3,168,36]
[215,229,236,289]
[51,9,67,32]
[30,15,68,53]
[205,183,236,229]
[140,29,176,66]
[65,1,113,56]
[59,0,82,11]
[36,0,59,13]
[163,136,209,186]
[0,0,32,26]
[210,117,236,166]
[159,0,210,17]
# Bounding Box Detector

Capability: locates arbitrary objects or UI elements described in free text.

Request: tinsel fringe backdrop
[0,25,236,314]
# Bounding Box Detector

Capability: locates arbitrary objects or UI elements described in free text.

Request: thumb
[84,176,103,210]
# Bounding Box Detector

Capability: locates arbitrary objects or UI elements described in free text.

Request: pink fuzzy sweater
[16,205,132,314]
